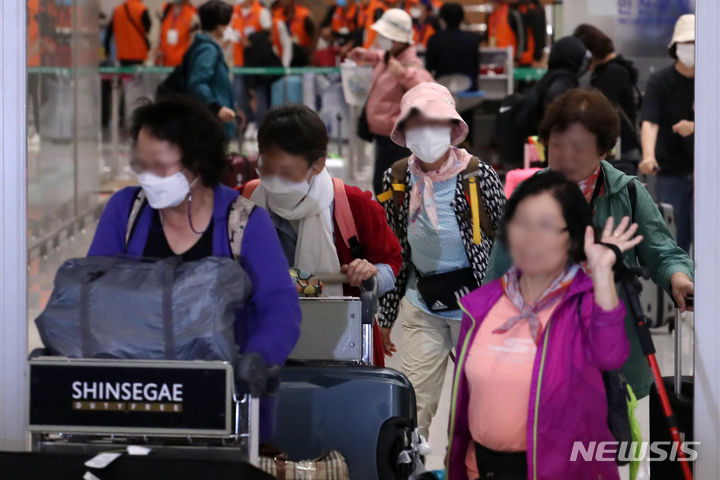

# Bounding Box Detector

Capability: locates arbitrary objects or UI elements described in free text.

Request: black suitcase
[649,308,695,479]
[274,366,418,480]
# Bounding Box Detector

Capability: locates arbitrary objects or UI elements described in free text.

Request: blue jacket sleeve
[237,207,301,366]
[87,188,136,257]
[186,44,220,106]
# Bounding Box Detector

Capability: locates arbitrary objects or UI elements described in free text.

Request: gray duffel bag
[35,256,252,363]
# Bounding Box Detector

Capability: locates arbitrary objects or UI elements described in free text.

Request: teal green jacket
[186,33,235,138]
[483,161,694,398]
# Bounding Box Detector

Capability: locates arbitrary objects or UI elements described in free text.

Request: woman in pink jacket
[448,172,637,480]
[348,8,434,195]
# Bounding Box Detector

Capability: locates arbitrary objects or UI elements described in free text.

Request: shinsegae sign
[28,359,234,436]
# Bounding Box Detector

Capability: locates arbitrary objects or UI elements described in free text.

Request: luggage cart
[290,274,377,365]
[28,357,260,466]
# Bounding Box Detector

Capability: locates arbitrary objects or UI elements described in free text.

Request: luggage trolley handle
[674,295,694,397]
[315,273,379,325]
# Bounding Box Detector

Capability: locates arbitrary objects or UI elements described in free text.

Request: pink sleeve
[348,48,383,65]
[582,296,630,370]
[398,65,434,91]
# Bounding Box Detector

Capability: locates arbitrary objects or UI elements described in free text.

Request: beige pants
[400,297,462,439]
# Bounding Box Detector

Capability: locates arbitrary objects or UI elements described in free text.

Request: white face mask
[223,26,240,43]
[409,7,422,19]
[260,169,314,208]
[405,126,452,164]
[136,171,193,209]
[676,43,695,68]
[376,35,393,51]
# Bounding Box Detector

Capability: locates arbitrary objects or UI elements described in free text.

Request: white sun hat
[669,14,695,47]
[371,8,414,44]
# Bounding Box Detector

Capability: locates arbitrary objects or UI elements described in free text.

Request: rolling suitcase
[222,153,259,189]
[271,75,304,106]
[649,306,694,479]
[274,366,418,480]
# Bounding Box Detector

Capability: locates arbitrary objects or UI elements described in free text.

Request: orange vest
[159,3,196,67]
[488,4,515,49]
[232,1,265,66]
[413,21,435,48]
[270,17,285,60]
[362,0,388,48]
[516,2,538,66]
[488,3,537,65]
[274,4,312,47]
[113,0,149,62]
[331,4,358,34]
[28,0,40,67]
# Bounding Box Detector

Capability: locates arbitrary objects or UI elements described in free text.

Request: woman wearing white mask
[88,97,301,444]
[377,82,506,439]
[242,104,403,366]
[348,8,434,195]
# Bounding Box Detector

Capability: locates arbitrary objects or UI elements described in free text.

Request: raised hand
[584,216,643,271]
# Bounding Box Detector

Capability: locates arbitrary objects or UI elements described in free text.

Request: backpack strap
[161,3,173,22]
[242,179,261,199]
[461,157,496,243]
[332,178,363,259]
[377,157,410,204]
[227,195,256,261]
[125,188,147,249]
[627,179,637,224]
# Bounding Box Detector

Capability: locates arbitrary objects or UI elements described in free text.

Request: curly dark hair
[538,88,620,155]
[130,95,229,187]
[500,171,594,265]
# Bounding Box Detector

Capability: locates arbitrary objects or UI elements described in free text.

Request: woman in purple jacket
[87,96,301,443]
[447,173,639,480]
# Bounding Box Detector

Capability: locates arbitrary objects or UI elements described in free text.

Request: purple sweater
[447,270,629,480]
[88,185,301,440]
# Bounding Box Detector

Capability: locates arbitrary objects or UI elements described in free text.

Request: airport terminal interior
[1,0,719,479]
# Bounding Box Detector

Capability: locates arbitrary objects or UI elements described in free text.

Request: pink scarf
[494,264,579,344]
[408,147,472,229]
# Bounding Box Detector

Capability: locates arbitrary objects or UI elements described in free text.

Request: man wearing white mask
[640,13,695,252]
[242,104,403,367]
[377,82,506,439]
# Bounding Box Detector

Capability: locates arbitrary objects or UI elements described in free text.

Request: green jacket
[186,33,235,138]
[483,161,694,398]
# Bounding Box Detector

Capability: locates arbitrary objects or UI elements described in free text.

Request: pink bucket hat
[390,82,469,147]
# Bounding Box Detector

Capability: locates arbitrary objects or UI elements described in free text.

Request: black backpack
[495,91,540,168]
[495,70,577,168]
[156,41,203,99]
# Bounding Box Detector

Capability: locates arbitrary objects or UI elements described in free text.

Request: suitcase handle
[674,295,694,397]
[315,273,378,325]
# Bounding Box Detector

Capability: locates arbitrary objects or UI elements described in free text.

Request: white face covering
[259,169,313,209]
[136,171,193,209]
[376,35,393,51]
[223,26,240,43]
[405,126,452,164]
[676,43,695,68]
[409,6,422,19]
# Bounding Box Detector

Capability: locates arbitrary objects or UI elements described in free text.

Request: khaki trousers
[400,297,461,439]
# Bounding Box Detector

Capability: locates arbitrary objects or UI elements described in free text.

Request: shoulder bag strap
[227,195,256,261]
[332,178,363,259]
